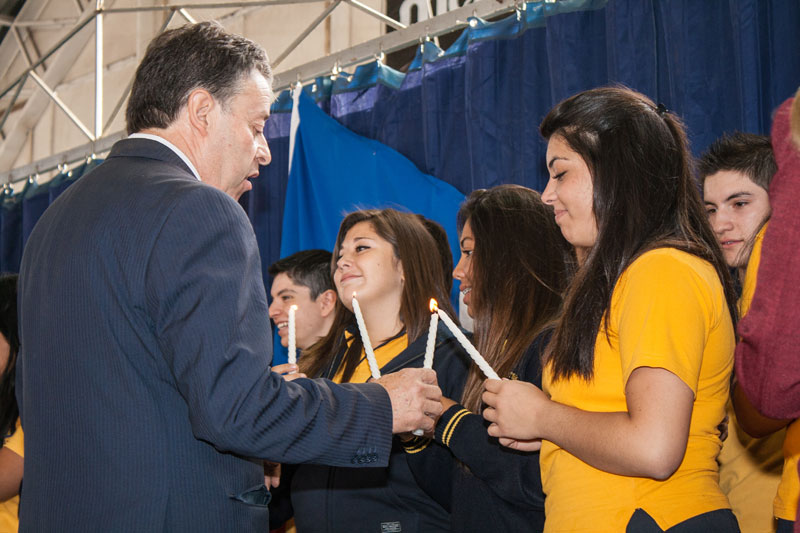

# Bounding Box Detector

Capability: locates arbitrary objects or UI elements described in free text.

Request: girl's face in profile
[542,135,598,253]
[453,219,476,318]
[334,221,404,311]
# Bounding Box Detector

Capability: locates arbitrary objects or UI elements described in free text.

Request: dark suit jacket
[16,138,393,532]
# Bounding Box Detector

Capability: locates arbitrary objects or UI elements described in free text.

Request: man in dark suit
[16,22,442,532]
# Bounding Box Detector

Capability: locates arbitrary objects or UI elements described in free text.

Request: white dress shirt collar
[128,132,202,181]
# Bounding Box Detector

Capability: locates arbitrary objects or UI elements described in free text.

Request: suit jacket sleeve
[145,186,392,465]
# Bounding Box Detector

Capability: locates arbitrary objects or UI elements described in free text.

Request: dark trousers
[776,518,794,533]
[626,508,740,532]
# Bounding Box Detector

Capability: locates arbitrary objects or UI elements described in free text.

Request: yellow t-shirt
[0,419,23,532]
[718,412,784,532]
[541,248,735,532]
[739,224,766,317]
[720,223,784,533]
[776,423,800,521]
[739,224,800,523]
[332,333,409,384]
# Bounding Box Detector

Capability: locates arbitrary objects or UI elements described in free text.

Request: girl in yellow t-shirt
[0,274,23,532]
[483,87,740,532]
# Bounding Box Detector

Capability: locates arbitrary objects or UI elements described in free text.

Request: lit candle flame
[429,298,438,313]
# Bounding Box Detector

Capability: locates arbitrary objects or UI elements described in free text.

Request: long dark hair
[301,209,456,381]
[540,86,738,381]
[0,273,19,438]
[457,186,574,412]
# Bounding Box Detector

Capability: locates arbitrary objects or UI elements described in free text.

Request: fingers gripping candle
[287,304,298,365]
[351,293,381,380]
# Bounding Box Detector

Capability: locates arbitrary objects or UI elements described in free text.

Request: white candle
[287,304,298,365]
[351,293,381,380]
[437,308,500,380]
[413,299,440,437]
[423,299,439,369]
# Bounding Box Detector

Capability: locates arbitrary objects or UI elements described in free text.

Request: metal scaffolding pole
[345,0,406,31]
[29,70,96,142]
[1,131,125,184]
[272,0,513,89]
[0,75,25,134]
[272,0,343,68]
[103,0,327,15]
[0,12,95,102]
[95,1,104,138]
[0,0,522,183]
[177,8,197,24]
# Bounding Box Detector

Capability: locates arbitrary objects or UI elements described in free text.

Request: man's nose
[257,134,271,166]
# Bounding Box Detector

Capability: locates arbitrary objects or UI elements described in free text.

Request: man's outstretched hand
[376,368,443,434]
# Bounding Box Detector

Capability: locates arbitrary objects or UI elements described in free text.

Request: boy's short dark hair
[268,249,334,300]
[697,132,777,190]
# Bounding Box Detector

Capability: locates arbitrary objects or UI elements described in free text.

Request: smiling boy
[268,249,337,355]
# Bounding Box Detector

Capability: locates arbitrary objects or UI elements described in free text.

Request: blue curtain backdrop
[280,91,465,291]
[244,0,800,303]
[2,0,798,323]
[0,158,100,273]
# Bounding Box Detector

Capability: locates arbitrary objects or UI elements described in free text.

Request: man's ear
[318,289,338,318]
[185,88,216,135]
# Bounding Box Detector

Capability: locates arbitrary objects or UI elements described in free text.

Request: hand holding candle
[351,292,381,380]
[287,304,298,366]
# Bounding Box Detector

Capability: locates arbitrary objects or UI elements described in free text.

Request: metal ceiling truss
[0,0,517,184]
